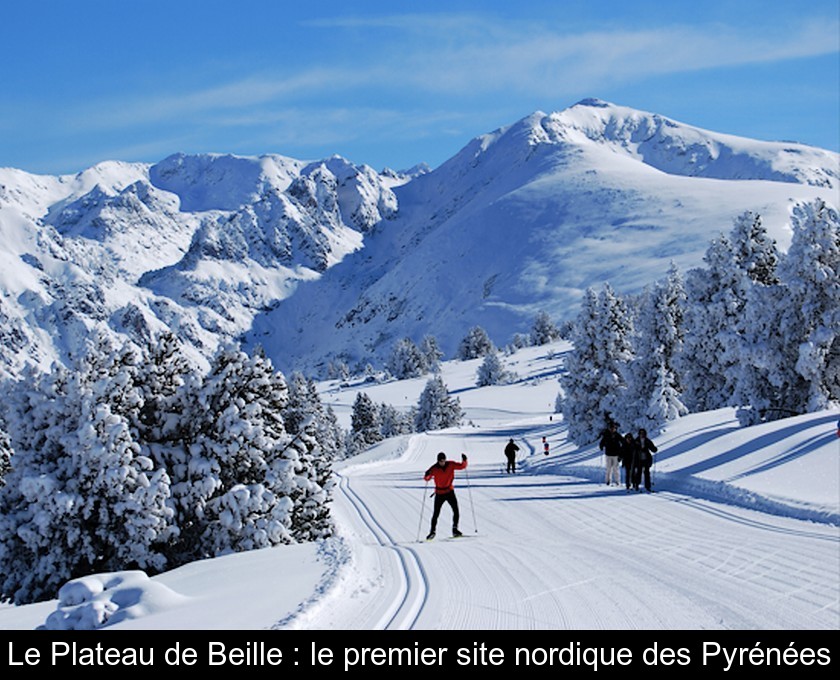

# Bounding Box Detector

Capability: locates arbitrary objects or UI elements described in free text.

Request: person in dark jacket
[599,422,623,486]
[504,438,520,474]
[423,452,468,539]
[633,428,658,492]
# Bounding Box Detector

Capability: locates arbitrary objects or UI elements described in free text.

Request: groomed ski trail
[289,427,840,630]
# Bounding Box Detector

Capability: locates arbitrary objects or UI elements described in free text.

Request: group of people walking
[598,422,658,492]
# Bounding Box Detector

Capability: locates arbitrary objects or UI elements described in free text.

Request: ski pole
[416,480,429,542]
[464,458,478,534]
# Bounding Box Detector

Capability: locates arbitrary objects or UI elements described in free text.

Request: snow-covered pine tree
[456,326,494,360]
[284,371,315,435]
[645,357,688,427]
[387,337,427,379]
[378,402,414,438]
[349,392,383,452]
[135,331,198,444]
[730,211,780,287]
[281,371,337,540]
[284,372,344,468]
[560,285,633,444]
[680,234,745,411]
[476,347,515,386]
[321,404,346,461]
[420,334,444,373]
[559,288,601,443]
[619,264,687,432]
[531,310,560,346]
[508,333,531,351]
[328,360,351,383]
[553,390,564,416]
[0,343,174,605]
[415,376,463,432]
[279,421,333,543]
[736,200,840,423]
[597,284,636,425]
[783,200,840,412]
[176,345,296,559]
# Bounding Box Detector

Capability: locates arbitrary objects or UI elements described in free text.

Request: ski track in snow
[291,429,840,630]
[336,473,429,629]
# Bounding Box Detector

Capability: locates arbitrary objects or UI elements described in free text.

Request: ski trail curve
[336,472,429,629]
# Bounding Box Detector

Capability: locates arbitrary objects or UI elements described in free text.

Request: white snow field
[0,343,837,632]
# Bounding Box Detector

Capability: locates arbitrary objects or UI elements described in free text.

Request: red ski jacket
[424,458,468,494]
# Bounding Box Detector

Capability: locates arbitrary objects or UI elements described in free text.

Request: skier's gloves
[461,454,468,462]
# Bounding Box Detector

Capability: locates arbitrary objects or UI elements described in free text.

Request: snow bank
[42,571,189,630]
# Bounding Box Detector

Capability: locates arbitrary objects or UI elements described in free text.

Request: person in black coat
[599,422,623,486]
[504,438,520,474]
[633,428,658,492]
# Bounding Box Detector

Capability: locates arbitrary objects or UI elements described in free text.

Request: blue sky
[1,0,838,175]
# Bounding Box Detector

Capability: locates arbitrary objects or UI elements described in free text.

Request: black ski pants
[430,491,460,532]
[633,463,652,491]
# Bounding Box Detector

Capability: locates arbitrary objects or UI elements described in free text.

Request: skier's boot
[452,528,463,538]
[426,531,436,541]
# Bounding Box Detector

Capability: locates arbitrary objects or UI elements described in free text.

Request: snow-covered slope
[1,342,836,631]
[247,99,839,375]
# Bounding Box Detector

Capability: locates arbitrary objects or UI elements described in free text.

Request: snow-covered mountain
[0,152,399,377]
[0,99,837,380]
[247,99,839,375]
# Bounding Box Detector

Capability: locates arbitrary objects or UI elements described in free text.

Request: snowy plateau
[0,99,838,634]
[0,342,837,631]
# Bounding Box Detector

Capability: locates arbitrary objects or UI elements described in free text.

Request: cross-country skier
[504,438,519,473]
[424,451,468,539]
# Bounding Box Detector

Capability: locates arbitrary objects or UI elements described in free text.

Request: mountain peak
[572,97,611,108]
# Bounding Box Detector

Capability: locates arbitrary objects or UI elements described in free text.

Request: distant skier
[424,452,468,539]
[542,436,550,456]
[633,428,658,492]
[599,421,623,486]
[504,438,520,473]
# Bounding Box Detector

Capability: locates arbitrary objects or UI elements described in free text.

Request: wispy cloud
[355,15,840,93]
[63,13,838,135]
[9,10,834,174]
